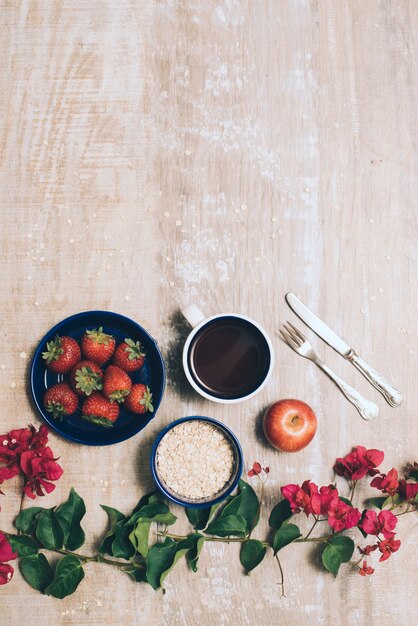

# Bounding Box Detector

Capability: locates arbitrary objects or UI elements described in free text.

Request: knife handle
[347,352,405,407]
[318,361,379,421]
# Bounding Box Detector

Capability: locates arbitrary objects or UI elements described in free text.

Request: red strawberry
[81,392,119,427]
[103,365,132,403]
[112,338,146,372]
[43,383,79,420]
[42,335,81,374]
[80,327,116,366]
[70,360,103,397]
[124,384,154,414]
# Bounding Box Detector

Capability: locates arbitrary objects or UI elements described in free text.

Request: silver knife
[285,293,404,407]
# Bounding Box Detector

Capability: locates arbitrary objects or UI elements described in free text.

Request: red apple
[263,399,317,452]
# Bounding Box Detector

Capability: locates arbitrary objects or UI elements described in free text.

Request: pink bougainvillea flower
[397,479,418,501]
[0,532,17,562]
[20,447,63,499]
[247,462,262,477]
[311,484,339,516]
[358,560,374,576]
[361,509,398,538]
[334,446,384,481]
[0,563,14,585]
[327,498,361,531]
[370,468,399,496]
[378,536,401,562]
[281,481,319,516]
[359,543,378,555]
[0,531,17,586]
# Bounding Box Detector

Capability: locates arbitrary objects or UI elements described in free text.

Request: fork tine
[283,323,302,346]
[279,328,298,349]
[286,321,306,342]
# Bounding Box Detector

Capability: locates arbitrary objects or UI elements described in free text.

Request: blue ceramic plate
[150,416,243,508]
[30,311,166,446]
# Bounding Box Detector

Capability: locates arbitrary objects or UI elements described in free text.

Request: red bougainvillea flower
[0,425,62,501]
[370,468,399,496]
[281,481,319,516]
[0,531,17,586]
[397,479,418,501]
[359,543,378,555]
[0,532,17,562]
[361,509,398,538]
[311,485,339,516]
[20,447,63,499]
[248,462,262,477]
[334,446,384,481]
[378,536,401,562]
[358,560,375,576]
[0,563,14,585]
[327,498,361,531]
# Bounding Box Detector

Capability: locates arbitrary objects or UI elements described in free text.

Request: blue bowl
[151,416,243,508]
[30,310,166,446]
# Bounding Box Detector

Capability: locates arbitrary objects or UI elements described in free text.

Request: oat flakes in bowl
[151,416,243,508]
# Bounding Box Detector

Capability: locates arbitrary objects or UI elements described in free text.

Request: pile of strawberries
[42,327,154,428]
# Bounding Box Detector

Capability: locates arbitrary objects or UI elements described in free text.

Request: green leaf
[14,507,44,534]
[146,538,178,590]
[36,509,64,550]
[128,502,177,558]
[131,491,161,515]
[329,536,354,562]
[269,500,292,529]
[367,496,387,510]
[129,521,151,558]
[186,533,205,572]
[124,566,148,583]
[358,525,368,539]
[7,534,38,557]
[99,505,126,555]
[55,488,86,551]
[44,555,85,599]
[219,480,259,533]
[186,506,213,531]
[273,523,301,554]
[240,539,267,573]
[338,497,353,507]
[160,536,195,585]
[322,536,355,575]
[322,544,342,575]
[409,469,418,481]
[127,502,176,528]
[20,553,54,592]
[205,514,248,537]
[111,519,136,559]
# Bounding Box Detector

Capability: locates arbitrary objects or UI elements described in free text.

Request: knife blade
[285,293,351,356]
[285,292,405,407]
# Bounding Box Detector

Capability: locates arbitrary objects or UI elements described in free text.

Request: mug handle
[182,304,206,328]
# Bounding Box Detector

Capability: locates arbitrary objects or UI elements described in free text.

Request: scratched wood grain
[0,1,417,624]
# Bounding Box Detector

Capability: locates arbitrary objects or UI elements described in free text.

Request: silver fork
[280,322,379,421]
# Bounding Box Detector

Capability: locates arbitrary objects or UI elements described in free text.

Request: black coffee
[188,316,271,399]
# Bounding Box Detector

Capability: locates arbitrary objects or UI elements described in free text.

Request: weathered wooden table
[1,1,416,624]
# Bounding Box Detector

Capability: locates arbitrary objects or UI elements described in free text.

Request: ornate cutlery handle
[316,360,379,421]
[347,351,404,407]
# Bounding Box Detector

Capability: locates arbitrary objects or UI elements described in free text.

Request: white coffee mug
[181,304,274,404]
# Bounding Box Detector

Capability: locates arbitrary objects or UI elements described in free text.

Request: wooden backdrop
[0,1,416,624]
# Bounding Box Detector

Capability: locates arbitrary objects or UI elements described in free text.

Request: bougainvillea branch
[0,435,416,597]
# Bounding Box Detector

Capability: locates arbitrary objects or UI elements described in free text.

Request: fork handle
[317,361,379,421]
[346,352,404,407]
